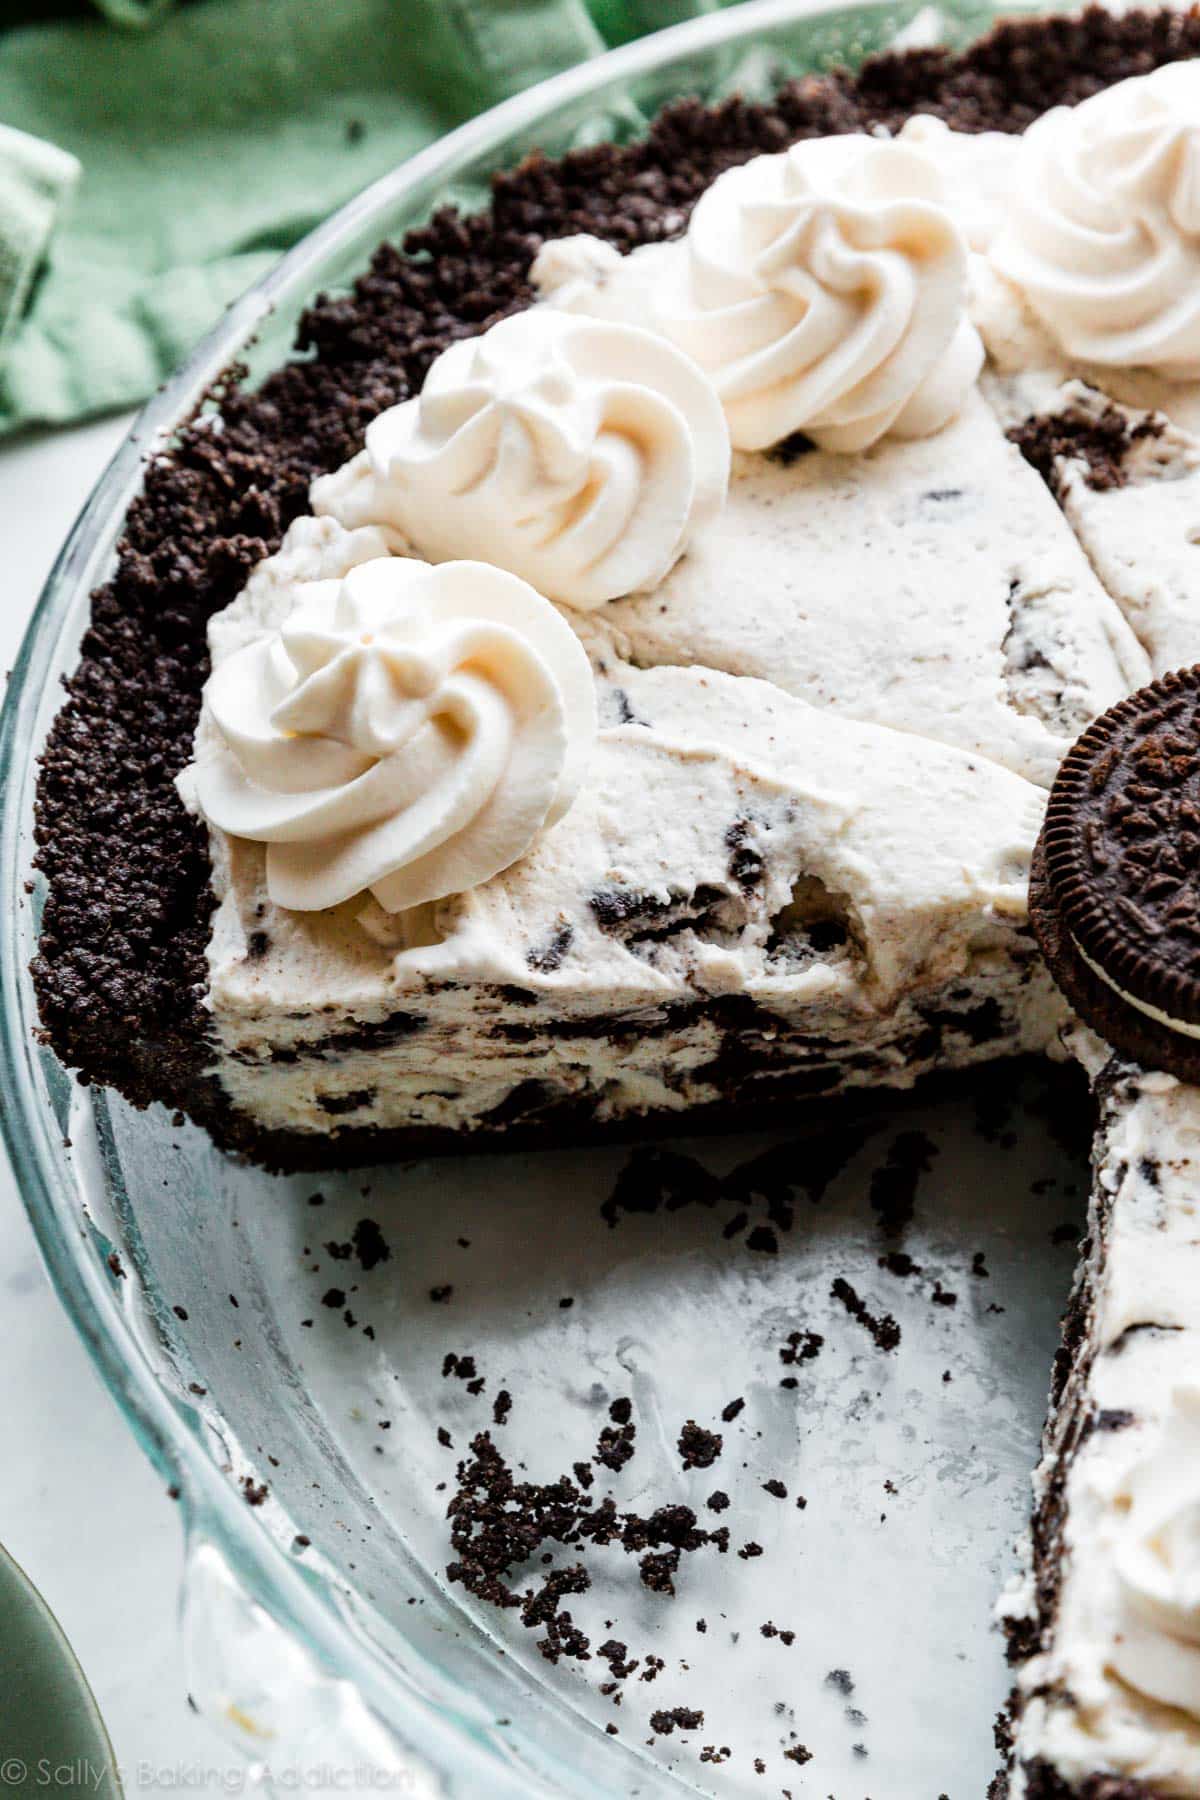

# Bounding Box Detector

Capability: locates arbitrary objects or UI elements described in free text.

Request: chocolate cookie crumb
[596,1401,637,1471]
[780,1329,824,1366]
[650,1707,704,1736]
[598,1639,639,1680]
[639,1551,680,1594]
[678,1421,723,1469]
[831,1277,901,1352]
[1008,398,1165,498]
[761,1620,797,1646]
[352,1218,391,1271]
[879,1250,922,1278]
[698,1744,730,1765]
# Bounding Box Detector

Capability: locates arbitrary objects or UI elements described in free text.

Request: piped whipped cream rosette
[312,309,729,611]
[894,114,1021,253]
[990,62,1200,375]
[534,134,983,454]
[183,556,596,912]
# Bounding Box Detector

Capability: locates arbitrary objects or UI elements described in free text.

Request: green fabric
[0,0,736,435]
[0,120,77,368]
[90,0,176,25]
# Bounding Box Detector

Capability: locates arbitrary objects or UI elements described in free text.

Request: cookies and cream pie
[31,10,1200,1792]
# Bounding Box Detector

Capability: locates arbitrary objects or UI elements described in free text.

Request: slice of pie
[30,9,1200,1793]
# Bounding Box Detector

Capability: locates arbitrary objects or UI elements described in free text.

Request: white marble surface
[0,417,227,1787]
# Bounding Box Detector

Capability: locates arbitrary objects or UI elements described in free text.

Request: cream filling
[587,395,1147,791]
[1074,933,1200,1043]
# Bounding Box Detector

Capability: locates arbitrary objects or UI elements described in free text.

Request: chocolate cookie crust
[32,7,1200,1141]
[1032,670,1200,1083]
[1019,1767,1153,1800]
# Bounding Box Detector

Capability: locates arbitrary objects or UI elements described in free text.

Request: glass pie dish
[0,0,1095,1792]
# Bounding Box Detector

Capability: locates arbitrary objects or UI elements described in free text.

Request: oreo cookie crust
[1031,669,1200,1084]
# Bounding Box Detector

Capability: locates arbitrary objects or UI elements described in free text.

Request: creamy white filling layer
[1074,934,1200,1043]
[589,399,1147,790]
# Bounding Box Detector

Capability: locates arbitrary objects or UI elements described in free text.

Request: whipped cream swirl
[896,115,1021,252]
[187,556,596,913]
[1111,1386,1200,1719]
[990,63,1200,375]
[313,310,729,611]
[649,134,983,453]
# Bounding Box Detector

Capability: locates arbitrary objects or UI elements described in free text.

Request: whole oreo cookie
[1030,667,1200,1083]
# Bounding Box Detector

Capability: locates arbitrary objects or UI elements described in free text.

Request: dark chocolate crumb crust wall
[31,7,1200,1153]
[1020,1768,1155,1799]
[994,1052,1168,1800]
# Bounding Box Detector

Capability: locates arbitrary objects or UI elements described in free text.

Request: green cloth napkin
[0,0,733,436]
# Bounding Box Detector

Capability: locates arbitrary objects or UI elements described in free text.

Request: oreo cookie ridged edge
[1031,666,1200,1083]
